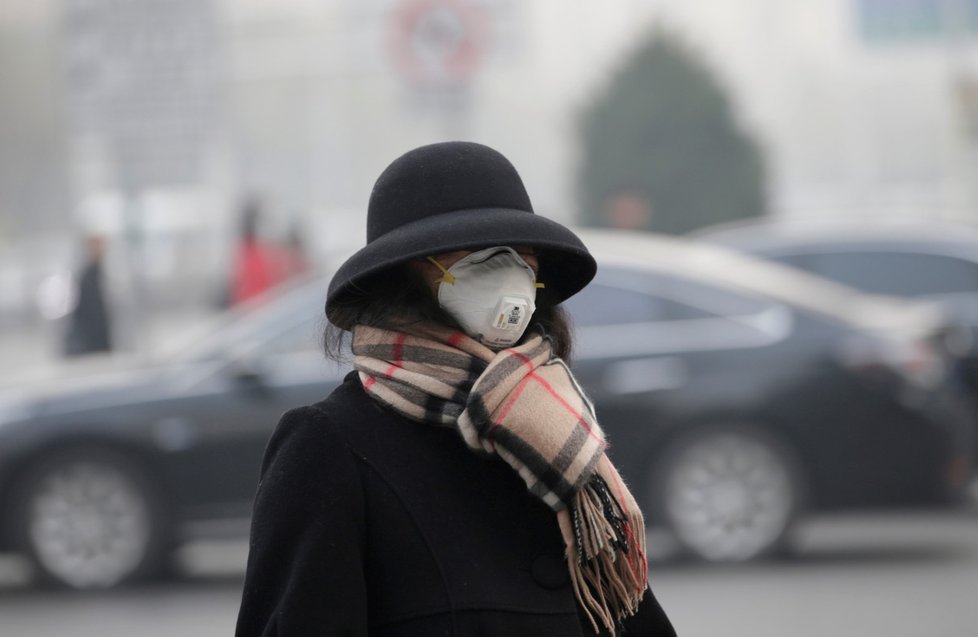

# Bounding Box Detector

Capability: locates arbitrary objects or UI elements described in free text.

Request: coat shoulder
[265,374,382,453]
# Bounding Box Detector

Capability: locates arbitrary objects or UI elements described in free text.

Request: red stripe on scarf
[364,375,377,391]
[510,349,536,371]
[393,333,406,363]
[506,350,605,446]
[382,333,408,379]
[528,373,605,446]
[489,375,534,439]
[494,375,533,424]
[446,331,466,347]
[488,350,547,436]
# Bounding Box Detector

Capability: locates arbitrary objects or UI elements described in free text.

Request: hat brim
[326,207,596,325]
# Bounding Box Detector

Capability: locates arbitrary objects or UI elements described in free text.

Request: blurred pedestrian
[63,234,112,357]
[229,198,280,306]
[602,187,653,231]
[236,142,676,636]
[276,222,311,282]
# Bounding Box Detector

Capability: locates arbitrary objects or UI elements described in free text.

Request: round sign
[389,0,488,86]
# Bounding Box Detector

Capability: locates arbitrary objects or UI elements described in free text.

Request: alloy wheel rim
[28,461,150,588]
[666,433,794,561]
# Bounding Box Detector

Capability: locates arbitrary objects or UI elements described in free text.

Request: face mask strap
[429,250,544,288]
[426,256,456,285]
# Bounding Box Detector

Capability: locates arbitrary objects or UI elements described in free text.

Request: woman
[235,142,676,636]
[64,234,113,356]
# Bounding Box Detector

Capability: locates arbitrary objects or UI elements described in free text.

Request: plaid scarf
[352,323,648,632]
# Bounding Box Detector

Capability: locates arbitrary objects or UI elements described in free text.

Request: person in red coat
[230,200,280,306]
[236,142,677,636]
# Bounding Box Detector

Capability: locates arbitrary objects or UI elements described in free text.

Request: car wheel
[12,447,169,589]
[654,425,804,563]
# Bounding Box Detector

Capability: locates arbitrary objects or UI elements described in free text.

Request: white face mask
[429,246,541,349]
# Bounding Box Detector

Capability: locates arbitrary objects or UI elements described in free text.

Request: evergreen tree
[577,30,767,234]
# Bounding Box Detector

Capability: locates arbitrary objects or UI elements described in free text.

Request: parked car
[0,276,344,590]
[566,231,973,562]
[694,218,978,463]
[0,231,972,589]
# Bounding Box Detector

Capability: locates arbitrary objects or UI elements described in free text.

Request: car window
[160,279,327,364]
[654,275,772,320]
[252,316,325,357]
[769,252,811,271]
[565,267,773,326]
[797,251,978,297]
[565,284,664,326]
[565,266,790,359]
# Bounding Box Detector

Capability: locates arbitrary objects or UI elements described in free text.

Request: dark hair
[324,264,574,362]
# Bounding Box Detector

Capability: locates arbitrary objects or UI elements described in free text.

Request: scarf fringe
[566,474,647,634]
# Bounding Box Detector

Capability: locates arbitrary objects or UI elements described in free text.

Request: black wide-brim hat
[326,141,597,328]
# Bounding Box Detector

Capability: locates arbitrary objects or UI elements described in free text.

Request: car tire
[11,447,170,590]
[653,424,805,563]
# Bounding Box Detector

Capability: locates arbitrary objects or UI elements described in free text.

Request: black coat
[64,260,112,356]
[236,372,676,636]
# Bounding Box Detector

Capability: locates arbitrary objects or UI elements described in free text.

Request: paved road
[0,512,975,637]
[657,511,978,637]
